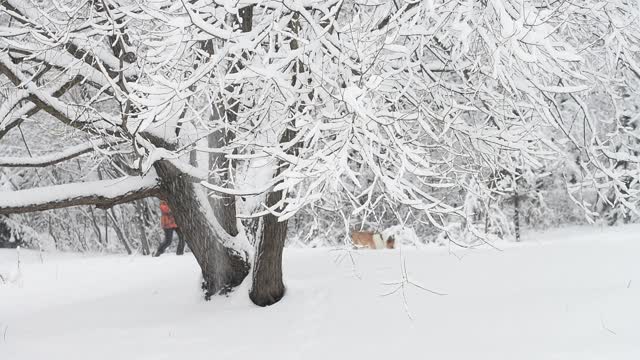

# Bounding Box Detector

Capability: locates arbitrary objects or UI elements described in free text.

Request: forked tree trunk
[154,160,249,297]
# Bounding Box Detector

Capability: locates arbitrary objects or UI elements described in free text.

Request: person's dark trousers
[154,228,185,257]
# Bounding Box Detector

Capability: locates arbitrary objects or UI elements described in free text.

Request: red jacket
[160,200,177,229]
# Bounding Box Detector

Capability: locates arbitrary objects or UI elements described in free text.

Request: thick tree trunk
[154,160,249,297]
[249,125,299,306]
[249,188,289,306]
[248,12,306,306]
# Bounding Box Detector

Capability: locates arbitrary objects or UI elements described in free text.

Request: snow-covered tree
[1,0,639,305]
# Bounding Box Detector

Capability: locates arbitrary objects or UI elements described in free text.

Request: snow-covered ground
[1,224,639,360]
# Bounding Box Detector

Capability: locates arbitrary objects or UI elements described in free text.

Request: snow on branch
[0,174,161,215]
[201,179,275,197]
[0,54,120,133]
[0,141,107,168]
[0,70,83,140]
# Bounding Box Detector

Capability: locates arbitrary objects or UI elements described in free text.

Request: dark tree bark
[154,160,249,297]
[249,188,289,306]
[249,126,300,306]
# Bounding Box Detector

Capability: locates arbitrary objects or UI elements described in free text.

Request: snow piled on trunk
[1,224,639,360]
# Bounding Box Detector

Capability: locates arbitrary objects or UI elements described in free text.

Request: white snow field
[1,224,639,360]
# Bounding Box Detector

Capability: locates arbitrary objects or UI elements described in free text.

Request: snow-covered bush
[0,215,38,249]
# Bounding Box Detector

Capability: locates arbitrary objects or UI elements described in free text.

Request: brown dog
[351,231,394,249]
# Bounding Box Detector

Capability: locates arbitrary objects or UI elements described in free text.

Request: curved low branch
[0,175,161,215]
[0,141,105,168]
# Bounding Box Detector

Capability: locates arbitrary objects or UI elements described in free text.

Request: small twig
[332,247,362,280]
[601,315,617,335]
[408,279,448,296]
[627,280,632,289]
[401,279,413,320]
[447,240,464,261]
[381,249,447,320]
[380,283,402,297]
[3,325,7,342]
[346,250,362,280]
[17,124,33,157]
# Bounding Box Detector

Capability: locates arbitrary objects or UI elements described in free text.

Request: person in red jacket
[153,200,185,257]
